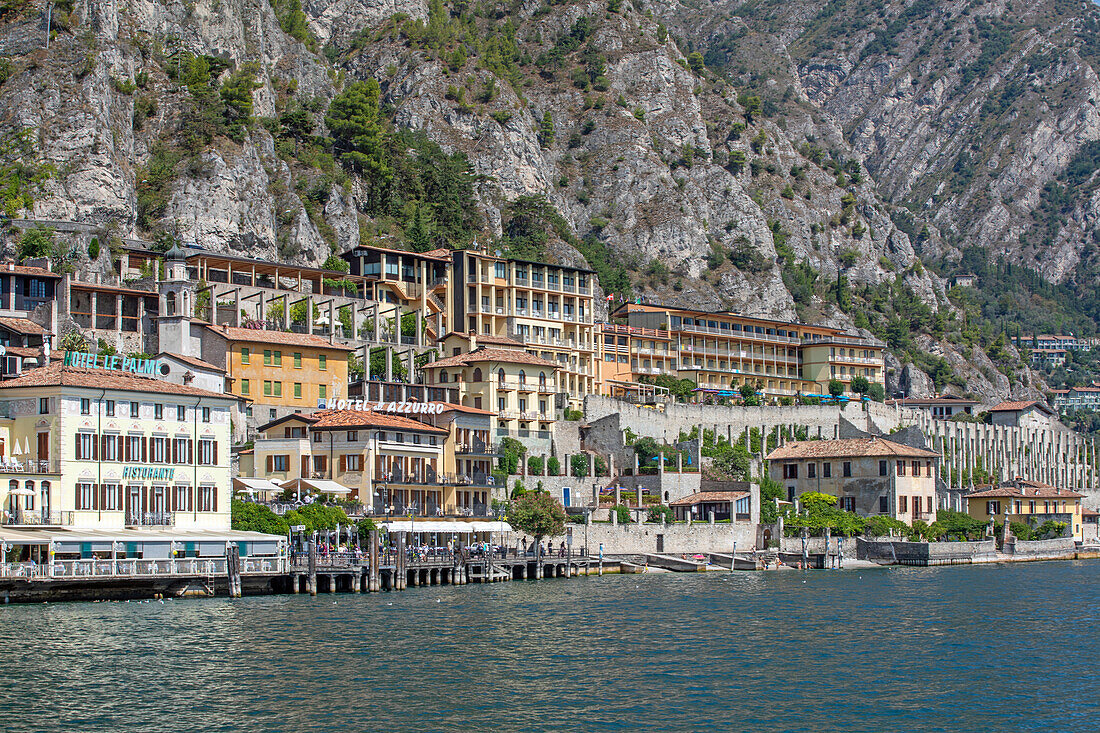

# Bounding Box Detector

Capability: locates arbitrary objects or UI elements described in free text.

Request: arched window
[539,372,546,387]
[440,371,449,384]
[40,481,50,516]
[472,368,482,382]
[518,370,526,385]
[166,292,176,316]
[497,369,506,385]
[24,480,35,510]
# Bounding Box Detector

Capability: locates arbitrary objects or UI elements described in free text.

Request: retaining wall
[856,538,998,566]
[576,521,758,556]
[1005,537,1077,560]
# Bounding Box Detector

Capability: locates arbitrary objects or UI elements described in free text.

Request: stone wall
[575,521,758,555]
[856,538,997,565]
[1005,537,1077,560]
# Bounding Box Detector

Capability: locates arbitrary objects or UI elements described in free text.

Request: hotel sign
[322,398,447,415]
[64,351,161,375]
[122,466,176,480]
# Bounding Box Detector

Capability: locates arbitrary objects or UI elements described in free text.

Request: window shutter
[340,455,347,473]
[188,439,194,464]
[74,433,81,459]
[212,487,218,513]
[92,435,98,461]
[266,455,273,473]
[116,485,123,510]
[142,437,147,463]
[92,483,100,511]
[213,442,218,466]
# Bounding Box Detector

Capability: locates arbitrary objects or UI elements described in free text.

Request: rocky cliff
[2,0,1092,401]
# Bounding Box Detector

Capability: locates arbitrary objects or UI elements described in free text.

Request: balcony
[0,459,61,475]
[127,511,174,527]
[456,440,500,456]
[1,511,74,527]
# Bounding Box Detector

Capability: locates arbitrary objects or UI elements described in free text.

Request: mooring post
[307,539,318,596]
[226,544,242,598]
[369,530,380,592]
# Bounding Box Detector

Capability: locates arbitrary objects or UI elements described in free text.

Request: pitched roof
[989,400,1051,414]
[425,347,559,370]
[669,490,750,506]
[0,262,61,278]
[767,438,938,460]
[966,480,1083,500]
[309,409,448,433]
[159,352,226,373]
[0,363,233,399]
[439,331,525,348]
[204,324,353,351]
[0,317,47,336]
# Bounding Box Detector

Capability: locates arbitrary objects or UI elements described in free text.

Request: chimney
[469,332,477,351]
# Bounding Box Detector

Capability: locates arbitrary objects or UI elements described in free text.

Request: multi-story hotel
[451,249,596,406]
[421,334,559,452]
[341,244,452,344]
[0,358,236,531]
[607,303,885,397]
[245,402,496,516]
[201,324,351,428]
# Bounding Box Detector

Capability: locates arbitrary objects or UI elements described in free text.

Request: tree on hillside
[326,79,392,209]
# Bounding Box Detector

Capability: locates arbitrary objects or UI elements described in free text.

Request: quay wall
[1005,538,1078,560]
[574,522,758,556]
[856,538,998,566]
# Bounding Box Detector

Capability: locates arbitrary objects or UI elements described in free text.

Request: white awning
[381,520,513,533]
[300,479,351,495]
[233,478,282,494]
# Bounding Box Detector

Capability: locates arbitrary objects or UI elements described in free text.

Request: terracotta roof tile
[0,363,233,399]
[439,331,525,347]
[309,409,448,433]
[204,324,353,351]
[159,352,226,373]
[0,317,47,336]
[767,438,938,460]
[425,347,559,369]
[669,490,750,506]
[989,400,1045,412]
[966,480,1083,500]
[0,262,61,278]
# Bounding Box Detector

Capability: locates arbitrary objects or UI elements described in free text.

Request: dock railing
[0,555,288,580]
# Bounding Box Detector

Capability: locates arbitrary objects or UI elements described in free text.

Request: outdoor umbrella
[8,486,34,523]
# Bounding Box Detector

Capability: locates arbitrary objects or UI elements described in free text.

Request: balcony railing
[0,459,62,475]
[1,511,74,527]
[2,555,288,580]
[127,511,173,526]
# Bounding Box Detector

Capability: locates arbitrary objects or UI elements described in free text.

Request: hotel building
[608,303,885,397]
[0,359,235,531]
[451,249,596,406]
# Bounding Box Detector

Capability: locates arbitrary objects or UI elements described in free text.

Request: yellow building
[421,334,560,452]
[767,438,939,524]
[611,303,885,398]
[0,357,235,531]
[595,323,677,398]
[247,402,496,516]
[965,480,1085,541]
[202,324,351,428]
[451,249,596,406]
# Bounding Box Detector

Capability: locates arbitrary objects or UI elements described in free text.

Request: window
[319,355,327,371]
[269,409,276,419]
[105,400,115,417]
[344,454,362,472]
[840,497,855,512]
[822,463,831,478]
[130,401,139,417]
[879,496,888,513]
[197,485,217,512]
[103,483,120,511]
[273,382,282,397]
[174,485,192,512]
[75,433,94,460]
[149,437,167,463]
[172,437,191,464]
[911,461,920,477]
[294,383,302,399]
[318,385,327,400]
[241,379,250,396]
[264,381,272,397]
[177,405,186,421]
[347,431,358,442]
[76,483,94,511]
[783,464,798,479]
[294,352,302,368]
[914,496,922,514]
[198,440,217,466]
[899,495,908,513]
[896,461,906,476]
[241,347,250,364]
[102,435,120,461]
[807,463,816,479]
[273,351,282,367]
[264,350,272,366]
[1028,500,1036,513]
[879,460,888,476]
[202,407,211,423]
[126,435,142,462]
[272,455,289,472]
[154,404,163,420]
[39,397,49,414]
[842,462,851,477]
[81,398,90,415]
[394,433,404,443]
[313,432,323,443]
[495,262,507,279]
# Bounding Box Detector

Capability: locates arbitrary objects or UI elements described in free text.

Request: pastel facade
[767,438,938,524]
[965,480,1084,541]
[0,361,235,531]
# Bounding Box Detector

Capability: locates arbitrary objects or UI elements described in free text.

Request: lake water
[2,561,1099,732]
